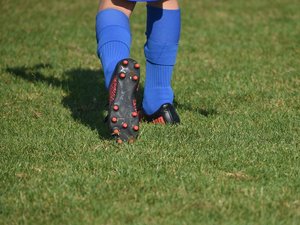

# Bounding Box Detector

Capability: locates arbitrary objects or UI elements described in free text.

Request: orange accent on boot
[109,76,118,105]
[153,116,166,124]
[132,99,137,112]
[137,110,143,122]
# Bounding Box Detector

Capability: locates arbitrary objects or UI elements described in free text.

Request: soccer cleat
[108,58,140,142]
[142,103,180,125]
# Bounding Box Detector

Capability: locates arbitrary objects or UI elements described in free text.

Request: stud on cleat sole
[134,63,140,69]
[111,117,117,123]
[113,105,119,111]
[132,112,138,117]
[132,75,139,81]
[119,73,126,79]
[128,138,135,144]
[113,129,120,135]
[133,125,139,131]
[122,123,128,129]
[122,60,128,66]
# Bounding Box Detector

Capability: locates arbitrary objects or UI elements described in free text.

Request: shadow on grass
[6,64,216,139]
[6,64,112,139]
[174,100,218,117]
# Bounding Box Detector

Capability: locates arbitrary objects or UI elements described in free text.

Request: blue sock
[142,6,181,115]
[96,9,131,89]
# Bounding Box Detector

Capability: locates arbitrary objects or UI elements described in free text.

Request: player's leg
[96,0,141,143]
[96,0,135,88]
[142,0,181,124]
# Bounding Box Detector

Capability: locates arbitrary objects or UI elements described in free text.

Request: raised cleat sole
[108,58,140,143]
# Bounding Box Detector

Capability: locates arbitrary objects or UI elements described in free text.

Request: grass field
[1,0,300,224]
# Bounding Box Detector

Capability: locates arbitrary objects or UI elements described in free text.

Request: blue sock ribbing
[143,6,181,115]
[96,9,131,89]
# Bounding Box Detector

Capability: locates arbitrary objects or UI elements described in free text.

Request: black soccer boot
[107,58,140,143]
[142,103,180,125]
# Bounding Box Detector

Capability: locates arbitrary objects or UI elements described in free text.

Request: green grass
[1,0,299,224]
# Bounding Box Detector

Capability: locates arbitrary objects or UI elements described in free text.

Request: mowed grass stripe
[0,0,299,224]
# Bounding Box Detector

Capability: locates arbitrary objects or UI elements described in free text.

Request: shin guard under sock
[143,6,181,115]
[96,9,131,89]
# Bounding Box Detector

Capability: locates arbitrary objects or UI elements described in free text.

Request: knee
[98,0,135,17]
[147,0,179,10]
